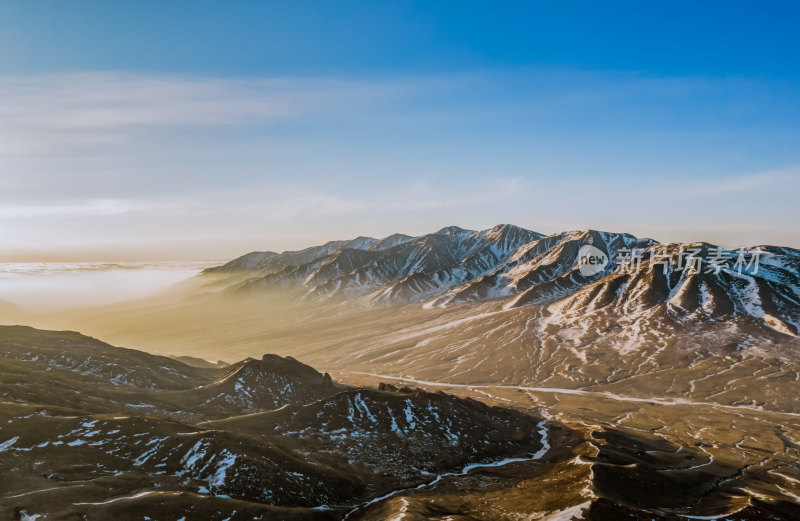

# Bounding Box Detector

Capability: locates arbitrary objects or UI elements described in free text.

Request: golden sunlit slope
[28,281,800,417]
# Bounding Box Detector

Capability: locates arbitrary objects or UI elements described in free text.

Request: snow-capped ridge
[204,226,799,336]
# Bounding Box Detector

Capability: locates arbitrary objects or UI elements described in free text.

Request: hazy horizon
[0,260,216,312]
[2,220,799,263]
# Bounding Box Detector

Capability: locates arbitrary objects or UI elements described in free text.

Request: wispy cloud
[712,169,800,193]
[0,73,421,155]
[608,167,800,199]
[0,198,165,218]
[119,176,531,222]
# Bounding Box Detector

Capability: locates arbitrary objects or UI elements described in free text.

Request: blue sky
[0,1,798,260]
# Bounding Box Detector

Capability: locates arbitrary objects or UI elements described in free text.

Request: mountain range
[205,224,799,337]
[2,225,799,519]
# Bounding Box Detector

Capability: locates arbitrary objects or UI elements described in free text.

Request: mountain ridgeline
[0,326,553,520]
[204,224,800,337]
[2,326,799,520]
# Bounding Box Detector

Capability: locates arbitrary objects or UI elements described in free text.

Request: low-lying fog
[0,261,218,313]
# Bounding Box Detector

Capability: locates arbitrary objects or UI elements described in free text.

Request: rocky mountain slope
[213,224,545,303]
[203,225,800,337]
[0,326,550,520]
[1,326,798,520]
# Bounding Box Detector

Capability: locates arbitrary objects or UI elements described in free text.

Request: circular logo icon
[577,244,609,276]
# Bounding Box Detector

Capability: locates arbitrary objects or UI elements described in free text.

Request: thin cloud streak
[0,73,421,155]
[0,198,157,218]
